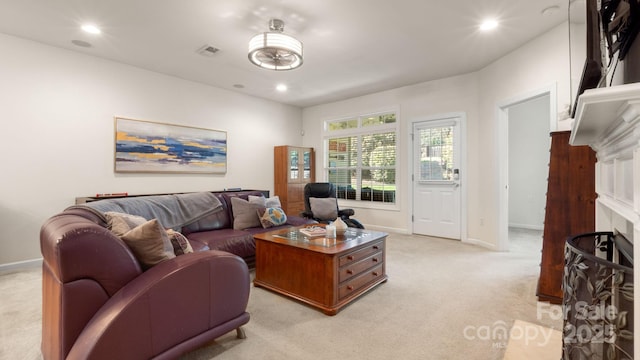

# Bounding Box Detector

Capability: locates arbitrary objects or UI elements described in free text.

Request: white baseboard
[463,237,500,251]
[0,258,42,275]
[508,223,544,231]
[363,224,410,234]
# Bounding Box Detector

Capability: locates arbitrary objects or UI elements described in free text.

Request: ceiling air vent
[197,44,220,57]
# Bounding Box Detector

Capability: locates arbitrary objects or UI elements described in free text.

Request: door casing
[410,112,467,241]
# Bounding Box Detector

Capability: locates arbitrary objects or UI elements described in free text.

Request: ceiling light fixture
[81,24,101,35]
[276,84,288,92]
[479,19,499,31]
[248,19,303,71]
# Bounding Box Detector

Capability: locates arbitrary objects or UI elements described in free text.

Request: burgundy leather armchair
[40,207,250,360]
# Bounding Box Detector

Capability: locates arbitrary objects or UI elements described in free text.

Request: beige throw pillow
[121,219,176,269]
[309,197,338,221]
[248,195,281,208]
[248,195,267,207]
[105,211,147,237]
[231,197,264,230]
[265,195,281,208]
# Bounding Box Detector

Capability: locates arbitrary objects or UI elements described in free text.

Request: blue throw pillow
[258,207,287,228]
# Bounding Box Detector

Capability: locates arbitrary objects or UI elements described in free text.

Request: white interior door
[412,117,461,239]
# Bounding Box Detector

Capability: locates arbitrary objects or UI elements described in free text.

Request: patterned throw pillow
[166,229,194,255]
[258,207,288,228]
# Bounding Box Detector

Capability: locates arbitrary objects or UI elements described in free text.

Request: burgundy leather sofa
[40,190,314,360]
[177,190,314,267]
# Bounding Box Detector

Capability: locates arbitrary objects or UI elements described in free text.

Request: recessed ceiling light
[276,84,288,92]
[81,24,101,35]
[479,19,499,31]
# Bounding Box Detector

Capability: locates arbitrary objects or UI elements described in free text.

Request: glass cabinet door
[303,150,311,179]
[289,149,299,180]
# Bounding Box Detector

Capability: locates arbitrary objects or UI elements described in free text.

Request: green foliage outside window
[326,112,397,203]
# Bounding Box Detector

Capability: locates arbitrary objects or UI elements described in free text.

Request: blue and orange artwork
[114,117,227,173]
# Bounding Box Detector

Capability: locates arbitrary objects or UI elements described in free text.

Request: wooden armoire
[537,131,596,303]
[274,146,315,216]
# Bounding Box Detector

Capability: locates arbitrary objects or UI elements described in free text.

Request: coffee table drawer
[254,227,387,315]
[338,264,384,300]
[338,241,384,267]
[338,251,383,282]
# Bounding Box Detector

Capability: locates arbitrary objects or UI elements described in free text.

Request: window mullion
[356,134,362,201]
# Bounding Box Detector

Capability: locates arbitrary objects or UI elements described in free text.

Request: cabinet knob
[347,255,354,261]
[346,269,353,275]
[372,258,379,262]
[372,246,379,250]
[347,286,353,291]
[372,272,379,276]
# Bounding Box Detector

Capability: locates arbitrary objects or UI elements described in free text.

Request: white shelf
[597,196,640,227]
[570,82,640,146]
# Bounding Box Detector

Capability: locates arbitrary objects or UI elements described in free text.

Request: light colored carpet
[0,229,562,360]
[0,264,42,360]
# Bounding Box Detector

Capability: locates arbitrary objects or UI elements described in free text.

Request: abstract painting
[114,117,227,174]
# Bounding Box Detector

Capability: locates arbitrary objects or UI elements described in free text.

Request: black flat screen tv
[572,0,640,116]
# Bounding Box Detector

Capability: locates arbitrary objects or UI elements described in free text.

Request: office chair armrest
[338,209,355,217]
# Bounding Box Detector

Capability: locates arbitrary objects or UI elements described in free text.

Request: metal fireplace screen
[563,231,634,359]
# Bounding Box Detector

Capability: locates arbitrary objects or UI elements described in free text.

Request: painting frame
[114,117,227,174]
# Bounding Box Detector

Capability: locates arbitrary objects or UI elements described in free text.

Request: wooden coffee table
[253,226,388,315]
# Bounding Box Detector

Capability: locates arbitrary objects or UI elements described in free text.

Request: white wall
[1,20,574,265]
[0,33,303,266]
[302,73,479,234]
[569,19,586,113]
[476,22,571,248]
[508,95,551,230]
[303,22,571,248]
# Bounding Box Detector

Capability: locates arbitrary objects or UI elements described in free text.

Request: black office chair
[302,182,364,229]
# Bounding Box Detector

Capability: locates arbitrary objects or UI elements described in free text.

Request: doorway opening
[497,85,557,251]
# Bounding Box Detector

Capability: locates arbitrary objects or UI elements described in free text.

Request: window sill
[337,199,400,212]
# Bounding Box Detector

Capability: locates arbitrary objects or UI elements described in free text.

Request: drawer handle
[372,272,379,276]
[372,245,379,250]
[372,258,379,262]
[346,269,353,275]
[347,286,353,291]
[347,255,354,261]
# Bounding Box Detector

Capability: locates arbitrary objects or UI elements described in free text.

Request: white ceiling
[0,0,571,107]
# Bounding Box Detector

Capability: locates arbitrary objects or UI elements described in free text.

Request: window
[325,112,397,204]
[417,125,454,181]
